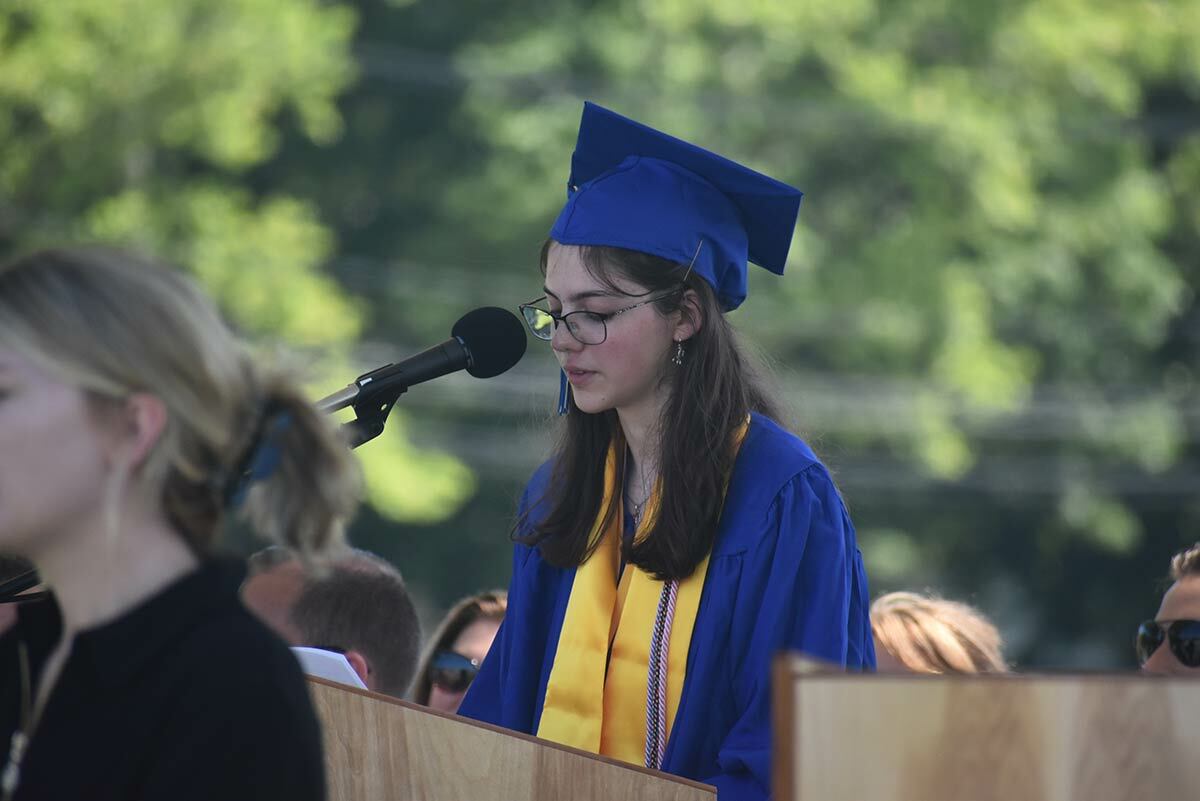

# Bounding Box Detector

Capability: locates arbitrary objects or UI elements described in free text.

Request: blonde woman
[0,249,359,801]
[871,591,1008,674]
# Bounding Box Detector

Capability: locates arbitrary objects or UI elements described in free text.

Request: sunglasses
[430,650,481,693]
[1135,619,1200,668]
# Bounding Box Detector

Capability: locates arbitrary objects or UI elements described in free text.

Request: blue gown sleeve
[704,464,874,800]
[457,467,550,730]
[455,544,525,725]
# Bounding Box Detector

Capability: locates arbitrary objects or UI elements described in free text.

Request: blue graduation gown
[459,413,874,800]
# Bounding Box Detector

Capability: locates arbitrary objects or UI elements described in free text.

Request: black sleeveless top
[0,559,324,801]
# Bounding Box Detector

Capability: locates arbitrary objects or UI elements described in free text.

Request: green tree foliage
[451,0,1195,474]
[0,0,474,524]
[9,0,1195,665]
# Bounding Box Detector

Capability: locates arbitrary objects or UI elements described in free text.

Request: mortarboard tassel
[557,369,570,415]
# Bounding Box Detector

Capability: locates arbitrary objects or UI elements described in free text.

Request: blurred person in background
[871,591,1008,674]
[409,590,506,713]
[242,546,422,697]
[240,545,306,644]
[458,103,873,801]
[0,248,360,801]
[1137,542,1200,676]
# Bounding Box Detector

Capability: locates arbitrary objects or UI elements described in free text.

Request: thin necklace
[623,448,655,529]
[630,496,646,528]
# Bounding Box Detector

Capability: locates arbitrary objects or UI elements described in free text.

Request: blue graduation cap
[549,102,804,311]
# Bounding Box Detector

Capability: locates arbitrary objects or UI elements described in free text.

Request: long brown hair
[517,242,782,581]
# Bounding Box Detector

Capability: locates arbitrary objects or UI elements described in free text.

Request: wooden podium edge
[772,656,797,801]
[306,675,717,795]
[773,652,1197,684]
[771,652,1200,801]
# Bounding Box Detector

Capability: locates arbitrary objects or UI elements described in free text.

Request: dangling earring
[672,340,685,366]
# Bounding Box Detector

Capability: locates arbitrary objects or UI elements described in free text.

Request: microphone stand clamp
[340,363,411,450]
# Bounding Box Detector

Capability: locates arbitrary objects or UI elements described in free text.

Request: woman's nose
[550,321,582,352]
[1141,640,1180,675]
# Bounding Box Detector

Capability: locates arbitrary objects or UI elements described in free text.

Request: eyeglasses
[1135,619,1200,668]
[430,650,481,693]
[520,239,703,346]
[518,288,684,346]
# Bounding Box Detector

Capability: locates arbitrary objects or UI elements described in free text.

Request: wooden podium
[307,677,715,801]
[773,654,1200,801]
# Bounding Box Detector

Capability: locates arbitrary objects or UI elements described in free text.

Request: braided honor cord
[644,579,679,769]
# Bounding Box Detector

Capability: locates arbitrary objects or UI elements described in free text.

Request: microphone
[318,308,527,446]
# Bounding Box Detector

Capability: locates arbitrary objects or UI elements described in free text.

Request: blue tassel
[557,369,570,416]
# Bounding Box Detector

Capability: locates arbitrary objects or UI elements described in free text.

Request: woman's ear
[673,288,704,343]
[112,393,168,471]
[344,650,372,688]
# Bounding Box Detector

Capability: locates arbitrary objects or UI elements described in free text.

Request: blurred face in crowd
[240,558,306,644]
[428,617,501,714]
[1140,575,1200,676]
[544,244,683,419]
[872,644,910,673]
[0,349,117,559]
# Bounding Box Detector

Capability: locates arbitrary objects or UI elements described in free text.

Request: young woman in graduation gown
[458,103,875,800]
[0,249,360,801]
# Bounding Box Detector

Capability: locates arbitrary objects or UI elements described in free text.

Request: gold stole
[536,424,746,764]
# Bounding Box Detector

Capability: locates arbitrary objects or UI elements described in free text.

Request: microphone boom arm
[327,339,469,449]
[317,306,526,449]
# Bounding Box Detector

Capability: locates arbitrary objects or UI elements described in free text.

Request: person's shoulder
[168,601,317,720]
[515,459,557,529]
[140,602,324,799]
[513,459,578,573]
[523,459,556,499]
[189,600,306,672]
[738,413,828,486]
[717,414,845,553]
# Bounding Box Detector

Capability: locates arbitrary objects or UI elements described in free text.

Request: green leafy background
[2,0,1197,667]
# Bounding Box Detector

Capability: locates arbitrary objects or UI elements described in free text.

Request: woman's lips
[564,367,597,387]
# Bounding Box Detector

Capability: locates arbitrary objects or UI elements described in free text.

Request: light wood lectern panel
[307,677,715,801]
[773,655,1200,801]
